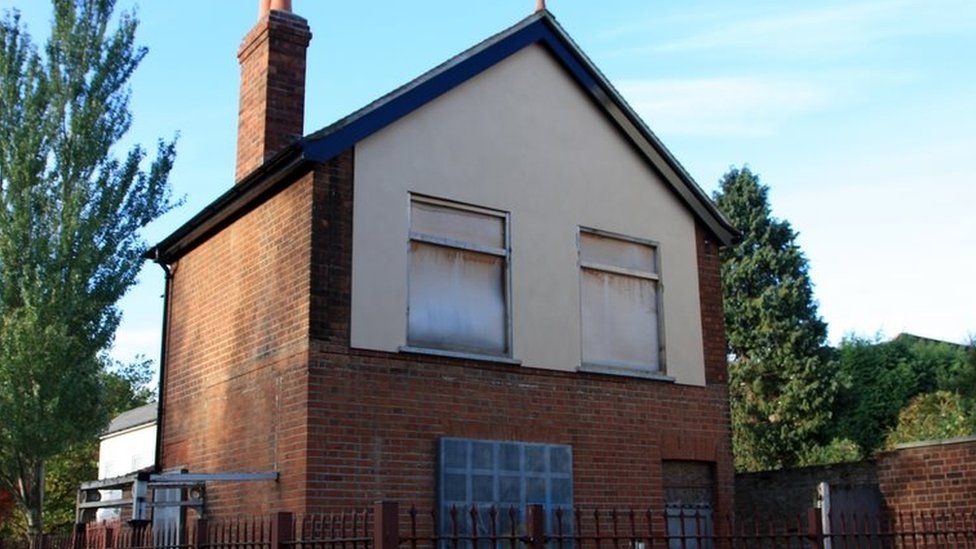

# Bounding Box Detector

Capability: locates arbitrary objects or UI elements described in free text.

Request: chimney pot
[259,0,292,17]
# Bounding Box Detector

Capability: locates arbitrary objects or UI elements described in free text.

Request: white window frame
[400,194,515,363]
[577,227,670,379]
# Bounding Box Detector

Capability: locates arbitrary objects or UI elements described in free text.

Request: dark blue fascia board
[303,21,550,162]
[301,17,736,245]
[149,13,735,262]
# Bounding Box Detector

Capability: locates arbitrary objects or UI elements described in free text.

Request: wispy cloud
[617,76,832,137]
[601,0,976,58]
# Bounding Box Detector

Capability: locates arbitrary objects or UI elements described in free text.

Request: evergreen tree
[713,167,836,471]
[0,0,175,539]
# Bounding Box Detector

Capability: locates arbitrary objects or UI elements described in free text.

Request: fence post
[72,523,87,549]
[271,512,294,549]
[526,505,545,549]
[103,526,115,549]
[807,508,824,549]
[374,501,400,549]
[195,519,209,549]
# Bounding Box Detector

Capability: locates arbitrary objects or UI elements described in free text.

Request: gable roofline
[102,402,158,438]
[148,11,736,263]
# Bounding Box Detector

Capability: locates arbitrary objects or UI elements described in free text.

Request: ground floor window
[663,460,716,549]
[438,438,573,539]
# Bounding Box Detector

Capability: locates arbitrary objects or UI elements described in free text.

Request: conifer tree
[714,167,836,471]
[0,0,175,538]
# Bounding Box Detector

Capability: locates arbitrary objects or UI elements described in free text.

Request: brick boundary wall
[877,436,976,514]
[732,436,976,519]
[734,461,879,520]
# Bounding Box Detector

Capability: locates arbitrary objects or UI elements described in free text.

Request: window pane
[581,269,660,369]
[439,439,573,540]
[580,232,655,273]
[412,201,505,248]
[408,242,507,354]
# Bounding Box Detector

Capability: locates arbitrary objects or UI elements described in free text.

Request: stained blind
[408,200,508,355]
[579,232,661,371]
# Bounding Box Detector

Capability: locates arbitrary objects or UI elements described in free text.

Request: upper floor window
[579,229,663,373]
[407,196,510,357]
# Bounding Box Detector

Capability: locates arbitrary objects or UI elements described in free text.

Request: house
[96,403,157,521]
[147,1,738,522]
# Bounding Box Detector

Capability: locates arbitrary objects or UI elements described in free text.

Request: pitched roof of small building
[148,10,738,263]
[103,403,157,436]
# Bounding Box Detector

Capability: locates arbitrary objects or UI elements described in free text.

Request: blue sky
[2,0,974,366]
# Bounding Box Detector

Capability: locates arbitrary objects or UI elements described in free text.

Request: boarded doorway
[663,460,715,549]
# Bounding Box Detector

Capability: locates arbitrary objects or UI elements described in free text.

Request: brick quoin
[876,438,976,515]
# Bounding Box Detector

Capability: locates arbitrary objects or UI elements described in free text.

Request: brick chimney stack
[236,0,312,182]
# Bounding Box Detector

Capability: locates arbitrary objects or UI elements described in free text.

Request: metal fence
[3,504,976,549]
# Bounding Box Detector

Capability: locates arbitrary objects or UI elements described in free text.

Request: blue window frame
[439,438,573,538]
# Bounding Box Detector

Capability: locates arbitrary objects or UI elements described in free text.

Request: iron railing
[4,504,976,549]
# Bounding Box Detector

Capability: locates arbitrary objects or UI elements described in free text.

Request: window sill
[398,346,522,365]
[579,362,675,382]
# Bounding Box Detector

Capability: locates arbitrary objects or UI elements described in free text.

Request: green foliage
[885,391,976,448]
[1,358,155,539]
[0,0,175,535]
[714,166,837,472]
[831,334,970,455]
[798,438,863,467]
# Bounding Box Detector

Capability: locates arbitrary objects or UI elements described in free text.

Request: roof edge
[147,144,308,263]
[148,9,738,263]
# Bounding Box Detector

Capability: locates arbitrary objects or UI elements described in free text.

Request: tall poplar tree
[0,0,175,538]
[714,167,836,471]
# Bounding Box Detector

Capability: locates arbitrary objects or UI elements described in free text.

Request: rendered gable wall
[350,44,706,385]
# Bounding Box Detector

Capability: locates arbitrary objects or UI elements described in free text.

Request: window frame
[437,437,574,541]
[401,193,514,361]
[576,226,670,379]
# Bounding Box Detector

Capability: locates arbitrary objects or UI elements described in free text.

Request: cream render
[350,44,707,386]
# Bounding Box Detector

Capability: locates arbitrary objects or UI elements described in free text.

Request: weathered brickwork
[696,225,729,385]
[235,11,311,182]
[877,437,976,514]
[161,171,317,514]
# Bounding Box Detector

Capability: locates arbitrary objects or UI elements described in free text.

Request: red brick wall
[161,171,317,514]
[304,146,735,516]
[696,225,728,385]
[877,437,976,514]
[162,145,734,518]
[235,11,311,182]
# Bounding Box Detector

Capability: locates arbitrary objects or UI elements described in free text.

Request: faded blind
[580,232,656,272]
[412,201,505,248]
[408,200,508,355]
[580,232,661,371]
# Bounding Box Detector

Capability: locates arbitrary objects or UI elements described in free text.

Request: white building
[96,403,157,521]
